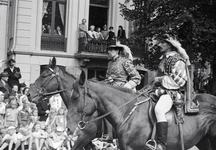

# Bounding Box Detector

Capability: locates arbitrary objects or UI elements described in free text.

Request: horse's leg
[196,136,212,150]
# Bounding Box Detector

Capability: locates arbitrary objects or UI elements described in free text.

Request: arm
[123,59,141,89]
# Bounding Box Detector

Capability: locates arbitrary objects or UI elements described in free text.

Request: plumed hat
[157,34,191,66]
[107,40,133,61]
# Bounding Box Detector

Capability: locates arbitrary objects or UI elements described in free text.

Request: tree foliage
[119,0,216,71]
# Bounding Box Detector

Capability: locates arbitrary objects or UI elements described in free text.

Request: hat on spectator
[56,126,64,132]
[0,72,9,78]
[7,58,16,64]
[19,82,26,88]
[7,126,16,130]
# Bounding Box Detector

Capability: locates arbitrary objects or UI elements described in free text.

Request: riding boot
[156,122,168,150]
[104,119,113,143]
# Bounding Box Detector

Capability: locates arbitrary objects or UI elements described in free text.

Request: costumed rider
[104,40,141,142]
[106,40,141,92]
[153,34,191,150]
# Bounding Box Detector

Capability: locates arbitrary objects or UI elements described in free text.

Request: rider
[153,34,191,150]
[105,40,141,141]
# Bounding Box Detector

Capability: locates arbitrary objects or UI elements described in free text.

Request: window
[89,0,109,30]
[41,0,66,52]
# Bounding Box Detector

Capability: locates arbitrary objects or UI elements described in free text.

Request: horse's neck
[91,82,134,127]
[59,73,75,107]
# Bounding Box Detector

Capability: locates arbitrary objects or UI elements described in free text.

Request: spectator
[55,107,67,130]
[18,82,26,95]
[55,25,63,35]
[49,94,64,112]
[4,58,22,89]
[0,126,18,150]
[0,71,10,99]
[17,102,31,128]
[79,18,88,38]
[22,87,29,96]
[101,24,109,40]
[117,25,126,40]
[95,27,103,40]
[45,107,57,130]
[16,127,32,150]
[88,25,97,40]
[107,26,116,41]
[29,109,40,129]
[0,91,6,129]
[31,122,46,150]
[11,84,19,98]
[5,97,23,128]
[36,96,51,122]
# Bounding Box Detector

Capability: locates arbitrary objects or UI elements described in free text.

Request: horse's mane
[57,66,76,79]
[89,79,133,93]
[198,103,216,134]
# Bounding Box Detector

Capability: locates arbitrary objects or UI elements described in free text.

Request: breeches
[154,94,173,122]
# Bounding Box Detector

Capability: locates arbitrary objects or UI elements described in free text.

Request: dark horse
[28,57,103,150]
[69,70,216,150]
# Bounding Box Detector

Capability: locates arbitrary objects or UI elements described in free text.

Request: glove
[124,81,137,90]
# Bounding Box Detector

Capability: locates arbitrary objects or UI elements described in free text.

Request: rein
[31,67,73,99]
[77,82,154,130]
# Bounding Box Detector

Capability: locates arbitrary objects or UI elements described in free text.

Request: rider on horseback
[153,34,191,150]
[105,40,141,141]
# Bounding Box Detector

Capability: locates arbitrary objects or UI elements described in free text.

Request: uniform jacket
[4,67,21,88]
[37,99,51,121]
[117,29,126,39]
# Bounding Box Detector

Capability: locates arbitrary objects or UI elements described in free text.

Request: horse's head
[28,57,64,103]
[67,70,100,149]
[70,70,98,122]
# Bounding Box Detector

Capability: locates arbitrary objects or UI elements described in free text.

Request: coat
[0,79,11,98]
[4,67,21,88]
[36,98,51,122]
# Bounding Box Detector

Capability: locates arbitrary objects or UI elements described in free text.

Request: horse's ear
[79,70,86,86]
[51,57,56,69]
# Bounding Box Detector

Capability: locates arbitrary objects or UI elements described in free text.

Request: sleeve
[123,59,141,87]
[14,68,21,79]
[161,60,187,89]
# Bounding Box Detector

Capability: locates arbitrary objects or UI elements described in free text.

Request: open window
[41,0,66,52]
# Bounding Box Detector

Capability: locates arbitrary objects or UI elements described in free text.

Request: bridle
[76,81,153,130]
[30,67,73,100]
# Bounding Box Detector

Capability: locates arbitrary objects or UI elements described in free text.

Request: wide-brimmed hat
[156,34,191,66]
[0,72,9,78]
[7,126,16,130]
[107,40,124,51]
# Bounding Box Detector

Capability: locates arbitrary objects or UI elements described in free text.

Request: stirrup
[145,139,157,150]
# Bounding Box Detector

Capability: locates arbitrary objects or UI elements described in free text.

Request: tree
[119,0,216,71]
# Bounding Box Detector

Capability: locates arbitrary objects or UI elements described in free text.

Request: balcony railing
[78,38,146,58]
[78,38,109,53]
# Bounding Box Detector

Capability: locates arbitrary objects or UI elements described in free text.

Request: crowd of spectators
[78,19,127,44]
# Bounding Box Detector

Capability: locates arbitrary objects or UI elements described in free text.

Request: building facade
[0,0,151,87]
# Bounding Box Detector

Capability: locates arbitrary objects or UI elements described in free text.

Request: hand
[45,110,50,114]
[123,83,132,89]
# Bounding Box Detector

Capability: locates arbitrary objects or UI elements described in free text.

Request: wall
[0,1,9,72]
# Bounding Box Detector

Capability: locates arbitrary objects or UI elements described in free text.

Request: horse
[69,70,216,150]
[28,57,104,150]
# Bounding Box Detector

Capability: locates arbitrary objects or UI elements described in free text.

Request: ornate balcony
[75,37,146,60]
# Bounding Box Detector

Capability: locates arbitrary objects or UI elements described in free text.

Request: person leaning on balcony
[101,24,109,40]
[87,25,97,40]
[79,19,88,38]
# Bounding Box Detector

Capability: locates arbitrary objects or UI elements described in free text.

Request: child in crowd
[11,85,19,98]
[46,107,57,130]
[46,126,68,150]
[55,107,67,130]
[16,127,32,150]
[17,101,31,128]
[0,91,6,129]
[31,122,46,150]
[4,97,23,128]
[0,126,18,150]
[29,109,40,129]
